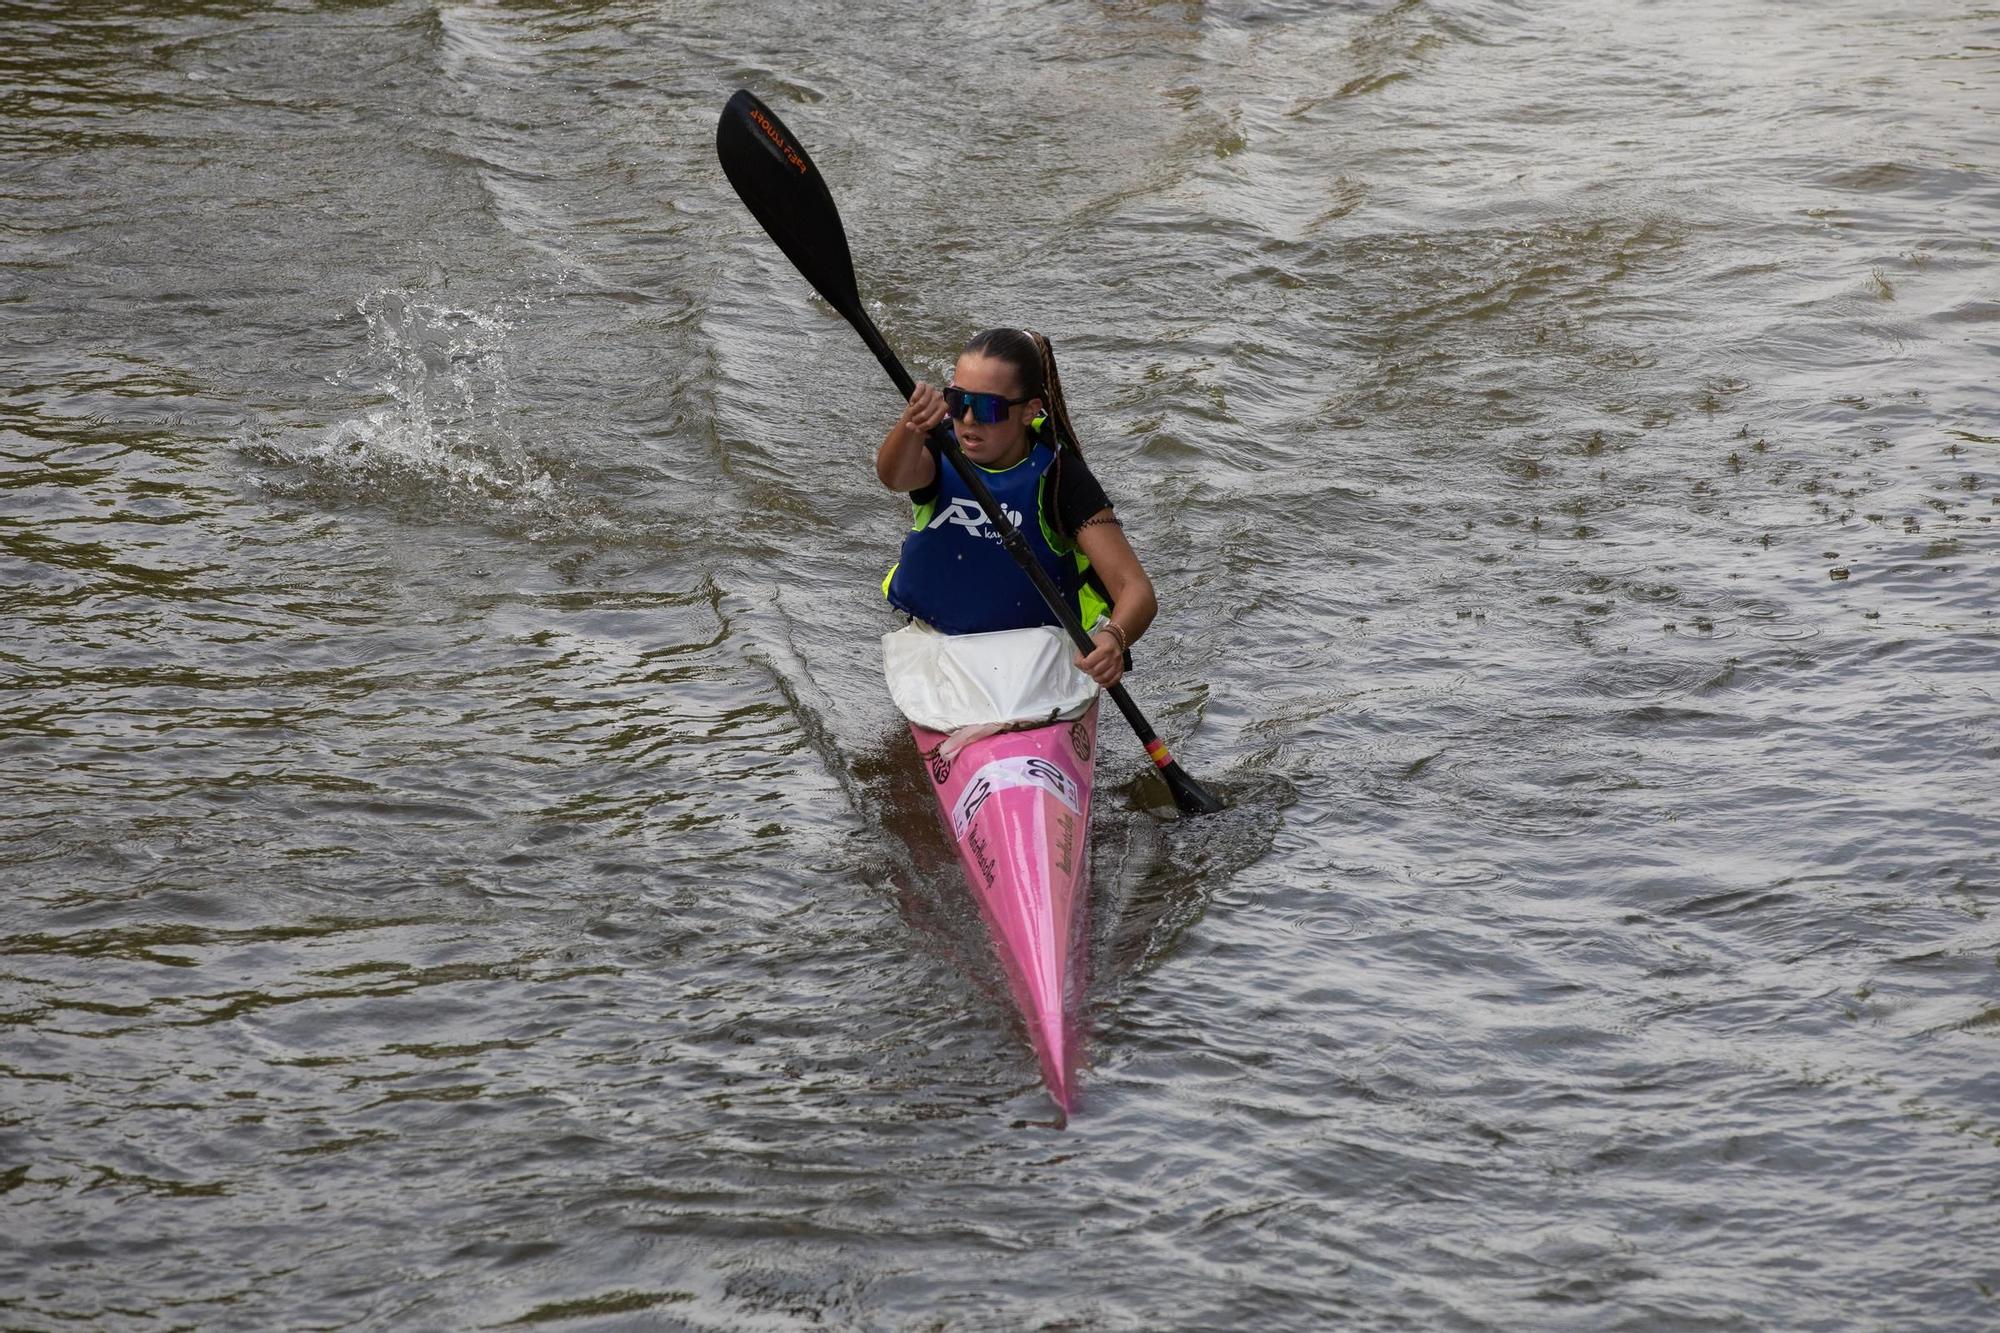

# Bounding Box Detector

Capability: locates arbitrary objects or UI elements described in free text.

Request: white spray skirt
[883,621,1099,734]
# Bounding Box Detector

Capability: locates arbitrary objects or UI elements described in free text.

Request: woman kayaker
[874,327,1155,689]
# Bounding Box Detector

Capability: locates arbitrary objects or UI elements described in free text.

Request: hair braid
[1025,330,1089,542]
[1024,329,1083,459]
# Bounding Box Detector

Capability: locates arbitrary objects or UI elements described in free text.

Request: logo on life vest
[927,497,1024,540]
[950,755,1082,840]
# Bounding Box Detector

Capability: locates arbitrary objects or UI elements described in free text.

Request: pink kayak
[911,699,1100,1115]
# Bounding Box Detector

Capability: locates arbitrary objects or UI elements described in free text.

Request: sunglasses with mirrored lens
[943,386,1030,425]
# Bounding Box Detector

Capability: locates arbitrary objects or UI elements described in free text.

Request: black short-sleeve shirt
[911,444,1111,540]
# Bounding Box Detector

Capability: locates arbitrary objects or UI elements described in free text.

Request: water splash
[245,284,578,538]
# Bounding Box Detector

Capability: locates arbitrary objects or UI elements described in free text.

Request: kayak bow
[912,701,1099,1115]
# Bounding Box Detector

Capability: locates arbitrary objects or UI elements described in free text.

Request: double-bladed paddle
[716,88,1224,817]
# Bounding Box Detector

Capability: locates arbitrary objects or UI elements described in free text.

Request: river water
[4,1,1997,1328]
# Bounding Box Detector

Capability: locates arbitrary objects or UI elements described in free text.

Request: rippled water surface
[4,1,1998,1328]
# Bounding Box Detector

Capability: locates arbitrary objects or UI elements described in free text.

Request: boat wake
[1095,768,1297,984]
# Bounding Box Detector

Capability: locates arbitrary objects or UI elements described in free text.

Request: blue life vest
[884,444,1103,635]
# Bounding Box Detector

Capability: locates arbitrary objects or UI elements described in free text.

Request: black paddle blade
[1162,761,1228,816]
[716,89,862,320]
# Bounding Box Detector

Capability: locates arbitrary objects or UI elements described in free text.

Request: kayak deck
[911,700,1099,1114]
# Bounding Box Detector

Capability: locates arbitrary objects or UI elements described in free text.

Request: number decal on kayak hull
[949,755,1083,841]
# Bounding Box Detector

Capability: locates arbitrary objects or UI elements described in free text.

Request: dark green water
[4,1,1997,1328]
